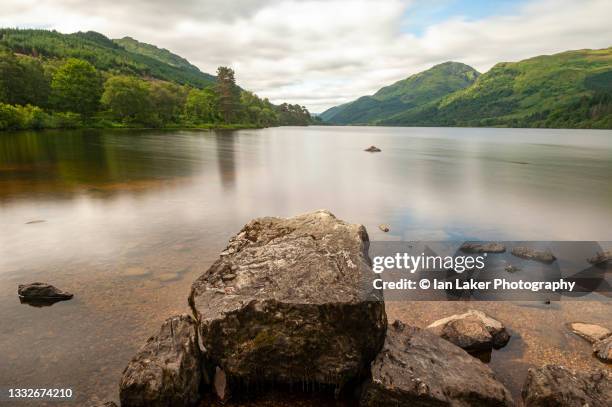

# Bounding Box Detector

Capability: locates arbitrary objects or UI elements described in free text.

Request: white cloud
[1,0,611,112]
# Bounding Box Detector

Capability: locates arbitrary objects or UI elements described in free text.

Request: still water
[0,126,611,405]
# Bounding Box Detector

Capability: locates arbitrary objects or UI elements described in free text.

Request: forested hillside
[321,62,479,124]
[0,28,314,131]
[322,48,612,129]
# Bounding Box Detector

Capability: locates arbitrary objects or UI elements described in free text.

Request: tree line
[0,52,314,131]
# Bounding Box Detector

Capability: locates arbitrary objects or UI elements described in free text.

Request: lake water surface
[1,126,611,405]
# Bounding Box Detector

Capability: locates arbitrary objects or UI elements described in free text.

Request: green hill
[320,62,480,124]
[0,29,215,88]
[381,48,612,128]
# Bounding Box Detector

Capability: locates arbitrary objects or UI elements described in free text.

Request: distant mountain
[381,48,612,128]
[0,29,215,88]
[320,62,480,124]
[322,48,612,129]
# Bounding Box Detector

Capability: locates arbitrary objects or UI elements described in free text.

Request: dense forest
[322,48,612,129]
[0,29,315,131]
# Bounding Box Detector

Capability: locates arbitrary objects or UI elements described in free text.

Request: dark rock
[587,251,611,265]
[511,246,556,263]
[189,210,386,395]
[361,320,513,406]
[364,145,381,152]
[522,365,611,407]
[460,242,506,253]
[568,322,611,343]
[378,224,390,232]
[426,309,510,351]
[593,336,612,363]
[18,282,73,306]
[25,219,45,224]
[120,314,201,407]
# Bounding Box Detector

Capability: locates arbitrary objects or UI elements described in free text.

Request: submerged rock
[17,282,73,306]
[364,145,381,152]
[120,314,201,407]
[460,242,506,253]
[593,336,612,363]
[522,365,611,407]
[361,320,513,406]
[189,210,386,396]
[511,246,556,263]
[426,309,510,352]
[505,265,521,273]
[568,322,611,343]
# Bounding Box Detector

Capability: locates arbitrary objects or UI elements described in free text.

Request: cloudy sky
[2,0,611,112]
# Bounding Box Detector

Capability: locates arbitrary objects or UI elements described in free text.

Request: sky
[1,0,611,112]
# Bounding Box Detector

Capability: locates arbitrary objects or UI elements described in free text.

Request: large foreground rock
[426,309,511,352]
[189,210,386,396]
[361,320,513,406]
[568,322,611,343]
[522,365,611,406]
[120,314,201,407]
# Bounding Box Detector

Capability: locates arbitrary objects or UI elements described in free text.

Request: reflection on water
[0,126,611,405]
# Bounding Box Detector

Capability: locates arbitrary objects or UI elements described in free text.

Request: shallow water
[0,126,611,405]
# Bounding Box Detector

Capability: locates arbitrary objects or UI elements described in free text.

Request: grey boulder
[360,320,513,406]
[189,210,386,397]
[426,309,511,352]
[119,314,202,407]
[522,365,611,407]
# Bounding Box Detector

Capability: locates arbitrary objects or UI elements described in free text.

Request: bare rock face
[511,247,556,263]
[120,314,201,407]
[568,322,611,343]
[360,320,513,406]
[426,309,511,352]
[593,336,612,363]
[522,365,611,407]
[460,242,506,253]
[189,210,387,396]
[18,282,73,306]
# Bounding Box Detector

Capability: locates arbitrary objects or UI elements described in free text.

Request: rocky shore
[110,211,610,406]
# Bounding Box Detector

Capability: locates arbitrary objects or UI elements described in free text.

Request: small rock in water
[593,336,612,363]
[522,365,611,407]
[569,322,612,343]
[361,320,513,406]
[364,145,382,152]
[587,250,611,265]
[511,246,556,263]
[122,267,151,278]
[505,265,521,273]
[25,219,45,224]
[460,242,506,253]
[18,282,73,306]
[378,224,390,232]
[426,309,510,351]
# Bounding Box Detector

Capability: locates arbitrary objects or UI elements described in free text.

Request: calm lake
[1,126,611,405]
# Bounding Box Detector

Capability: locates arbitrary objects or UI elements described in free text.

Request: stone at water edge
[189,210,387,398]
[360,320,513,406]
[426,309,511,351]
[119,314,201,407]
[568,322,611,343]
[593,336,612,363]
[522,365,611,407]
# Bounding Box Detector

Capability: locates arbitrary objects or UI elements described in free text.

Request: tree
[215,66,241,123]
[50,58,102,116]
[0,52,50,106]
[184,88,218,124]
[101,76,152,124]
[149,81,187,124]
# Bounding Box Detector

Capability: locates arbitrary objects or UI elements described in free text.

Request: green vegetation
[322,48,612,129]
[320,62,479,124]
[0,28,315,131]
